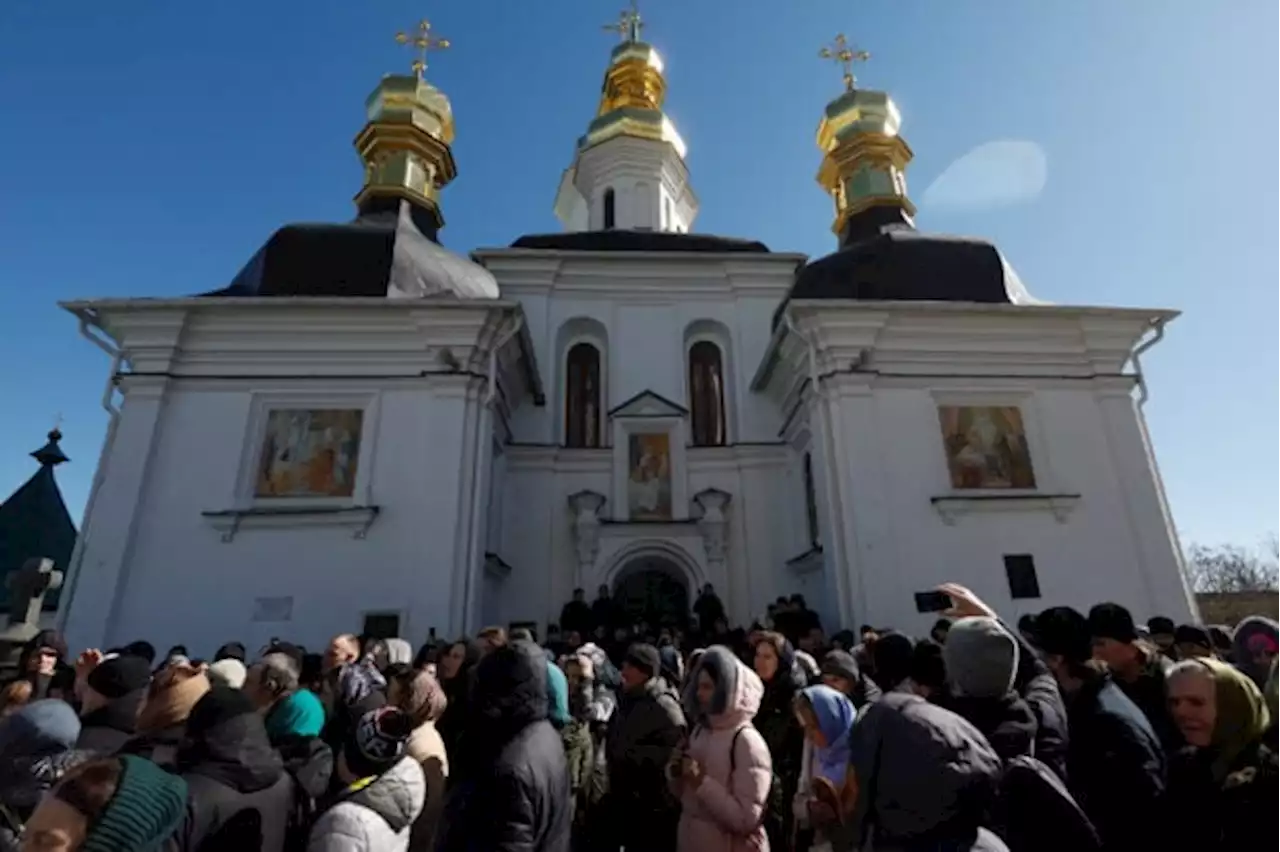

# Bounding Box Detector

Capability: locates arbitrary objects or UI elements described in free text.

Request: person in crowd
[1230,615,1278,689]
[848,685,1007,850]
[1015,614,1039,648]
[1265,658,1279,748]
[214,641,247,663]
[1207,625,1234,661]
[671,645,772,852]
[173,686,295,850]
[601,643,686,852]
[819,649,882,709]
[435,639,481,765]
[560,588,594,640]
[322,647,387,756]
[591,584,622,636]
[207,657,247,690]
[435,640,571,852]
[8,630,74,702]
[693,583,727,636]
[119,660,210,767]
[74,651,151,756]
[512,628,570,730]
[828,629,856,654]
[791,684,858,852]
[937,584,1070,785]
[930,618,953,645]
[323,634,361,675]
[122,641,156,667]
[910,639,949,702]
[749,631,806,849]
[19,755,189,852]
[477,626,508,657]
[1162,657,1277,851]
[307,706,424,852]
[1147,616,1178,662]
[1174,624,1215,660]
[0,699,90,848]
[1087,602,1180,751]
[160,646,190,672]
[1035,606,1164,850]
[385,665,448,852]
[559,653,595,833]
[851,625,878,678]
[0,681,32,719]
[941,617,1036,764]
[868,631,917,695]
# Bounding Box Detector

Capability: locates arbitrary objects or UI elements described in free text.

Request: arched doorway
[613,556,690,629]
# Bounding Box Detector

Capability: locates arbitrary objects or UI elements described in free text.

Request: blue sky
[1,0,1275,550]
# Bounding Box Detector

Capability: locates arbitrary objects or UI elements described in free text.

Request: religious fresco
[937,405,1037,490]
[627,432,673,520]
[254,409,364,498]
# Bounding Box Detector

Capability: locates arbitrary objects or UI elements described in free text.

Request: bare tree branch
[1184,538,1280,594]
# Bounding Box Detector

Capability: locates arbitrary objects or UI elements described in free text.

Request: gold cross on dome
[819,33,870,92]
[603,1,644,43]
[396,19,450,79]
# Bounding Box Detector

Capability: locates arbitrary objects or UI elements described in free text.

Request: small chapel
[55,11,1196,654]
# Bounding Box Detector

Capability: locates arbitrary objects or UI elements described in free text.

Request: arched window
[565,342,602,448]
[603,188,616,230]
[803,452,820,545]
[688,340,726,447]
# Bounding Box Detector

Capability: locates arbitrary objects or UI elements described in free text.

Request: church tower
[554,3,697,233]
[815,34,917,247]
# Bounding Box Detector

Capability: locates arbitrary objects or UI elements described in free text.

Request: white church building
[56,16,1196,655]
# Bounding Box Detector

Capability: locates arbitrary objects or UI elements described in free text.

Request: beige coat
[405,720,449,852]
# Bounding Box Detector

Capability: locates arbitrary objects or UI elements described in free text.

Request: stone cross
[6,558,62,628]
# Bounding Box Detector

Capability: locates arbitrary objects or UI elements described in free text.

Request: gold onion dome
[815,34,915,239]
[579,3,687,159]
[353,19,458,228]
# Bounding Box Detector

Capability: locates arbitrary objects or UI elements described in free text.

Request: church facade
[56,16,1196,655]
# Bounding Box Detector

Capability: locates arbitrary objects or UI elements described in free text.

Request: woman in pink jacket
[669,645,773,852]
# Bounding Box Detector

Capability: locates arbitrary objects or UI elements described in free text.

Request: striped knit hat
[80,755,188,852]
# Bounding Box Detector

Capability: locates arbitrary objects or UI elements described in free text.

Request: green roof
[0,429,77,611]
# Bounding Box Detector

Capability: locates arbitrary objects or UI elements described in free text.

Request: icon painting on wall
[937,405,1036,489]
[255,408,364,498]
[627,432,673,520]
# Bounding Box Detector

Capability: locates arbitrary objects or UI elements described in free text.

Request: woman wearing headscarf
[387,667,449,852]
[670,645,773,852]
[434,639,481,770]
[749,631,806,849]
[7,630,74,703]
[791,685,858,852]
[1162,657,1277,851]
[1230,616,1278,689]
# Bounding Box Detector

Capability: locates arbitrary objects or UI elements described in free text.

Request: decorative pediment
[608,389,688,420]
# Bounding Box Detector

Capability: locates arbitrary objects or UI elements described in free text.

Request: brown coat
[405,720,449,852]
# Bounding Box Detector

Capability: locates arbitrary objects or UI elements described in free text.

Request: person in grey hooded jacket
[309,706,425,852]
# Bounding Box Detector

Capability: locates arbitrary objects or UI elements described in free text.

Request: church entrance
[613,556,690,629]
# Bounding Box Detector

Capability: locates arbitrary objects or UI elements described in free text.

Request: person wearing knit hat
[206,657,248,690]
[819,649,882,708]
[77,653,152,756]
[309,707,426,852]
[21,755,188,852]
[943,617,1019,699]
[622,642,662,682]
[1146,615,1178,661]
[1174,624,1215,660]
[1087,602,1179,750]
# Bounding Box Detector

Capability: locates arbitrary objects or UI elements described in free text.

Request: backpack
[993,754,1101,852]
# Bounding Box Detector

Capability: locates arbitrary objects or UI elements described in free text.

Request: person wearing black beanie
[1146,615,1178,661]
[1174,624,1215,660]
[1087,601,1179,751]
[77,653,152,756]
[869,631,915,693]
[213,641,246,663]
[1034,606,1166,851]
[174,687,295,850]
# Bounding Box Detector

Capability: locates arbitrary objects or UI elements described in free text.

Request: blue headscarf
[265,688,326,739]
[800,684,856,785]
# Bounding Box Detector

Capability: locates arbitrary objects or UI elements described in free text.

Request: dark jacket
[118,722,186,767]
[75,691,144,756]
[559,599,593,637]
[1007,623,1070,782]
[1062,673,1165,852]
[944,693,1037,765]
[753,644,808,848]
[435,640,572,852]
[175,709,295,851]
[605,674,686,814]
[1161,739,1278,852]
[1112,650,1180,753]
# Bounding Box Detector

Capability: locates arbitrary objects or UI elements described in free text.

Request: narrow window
[1004,554,1042,599]
[688,341,726,447]
[603,188,616,230]
[803,452,820,545]
[565,342,602,448]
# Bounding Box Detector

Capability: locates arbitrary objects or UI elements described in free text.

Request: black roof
[205,197,497,300]
[0,430,76,611]
[510,230,769,253]
[774,227,1021,327]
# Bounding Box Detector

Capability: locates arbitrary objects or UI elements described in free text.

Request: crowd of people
[0,580,1276,852]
